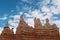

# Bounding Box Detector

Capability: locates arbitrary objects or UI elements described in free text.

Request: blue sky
[0,0,60,33]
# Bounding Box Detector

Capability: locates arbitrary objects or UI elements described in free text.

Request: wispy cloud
[0,17,7,20]
[6,0,60,33]
[9,15,20,28]
[10,0,60,28]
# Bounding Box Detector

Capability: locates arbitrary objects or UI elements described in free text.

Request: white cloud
[26,18,34,27]
[53,20,60,28]
[40,0,50,6]
[52,0,60,6]
[8,20,18,28]
[31,9,52,20]
[50,6,60,14]
[9,15,20,28]
[41,6,50,13]
[40,0,60,14]
[50,0,60,14]
[10,15,20,20]
[32,10,42,18]
[24,13,32,17]
[19,12,23,15]
[0,17,7,20]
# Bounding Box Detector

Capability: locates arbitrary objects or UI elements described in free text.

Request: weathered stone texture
[0,15,60,40]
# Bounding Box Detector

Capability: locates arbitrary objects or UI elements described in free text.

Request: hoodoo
[1,23,12,35]
[0,15,60,40]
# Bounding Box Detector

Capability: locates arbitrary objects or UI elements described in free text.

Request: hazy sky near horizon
[0,0,60,33]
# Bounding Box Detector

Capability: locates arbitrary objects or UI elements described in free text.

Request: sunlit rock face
[1,23,14,35]
[16,15,29,34]
[0,15,60,40]
[34,17,42,29]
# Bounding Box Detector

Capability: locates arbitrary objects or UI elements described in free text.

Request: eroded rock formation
[0,15,60,40]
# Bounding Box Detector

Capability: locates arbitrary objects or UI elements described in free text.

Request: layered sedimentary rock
[44,18,51,29]
[0,15,60,40]
[1,23,13,35]
[16,15,30,34]
[34,17,42,29]
[11,28,14,34]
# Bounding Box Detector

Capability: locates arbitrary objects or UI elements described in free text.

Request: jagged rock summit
[0,15,60,40]
[1,23,14,35]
